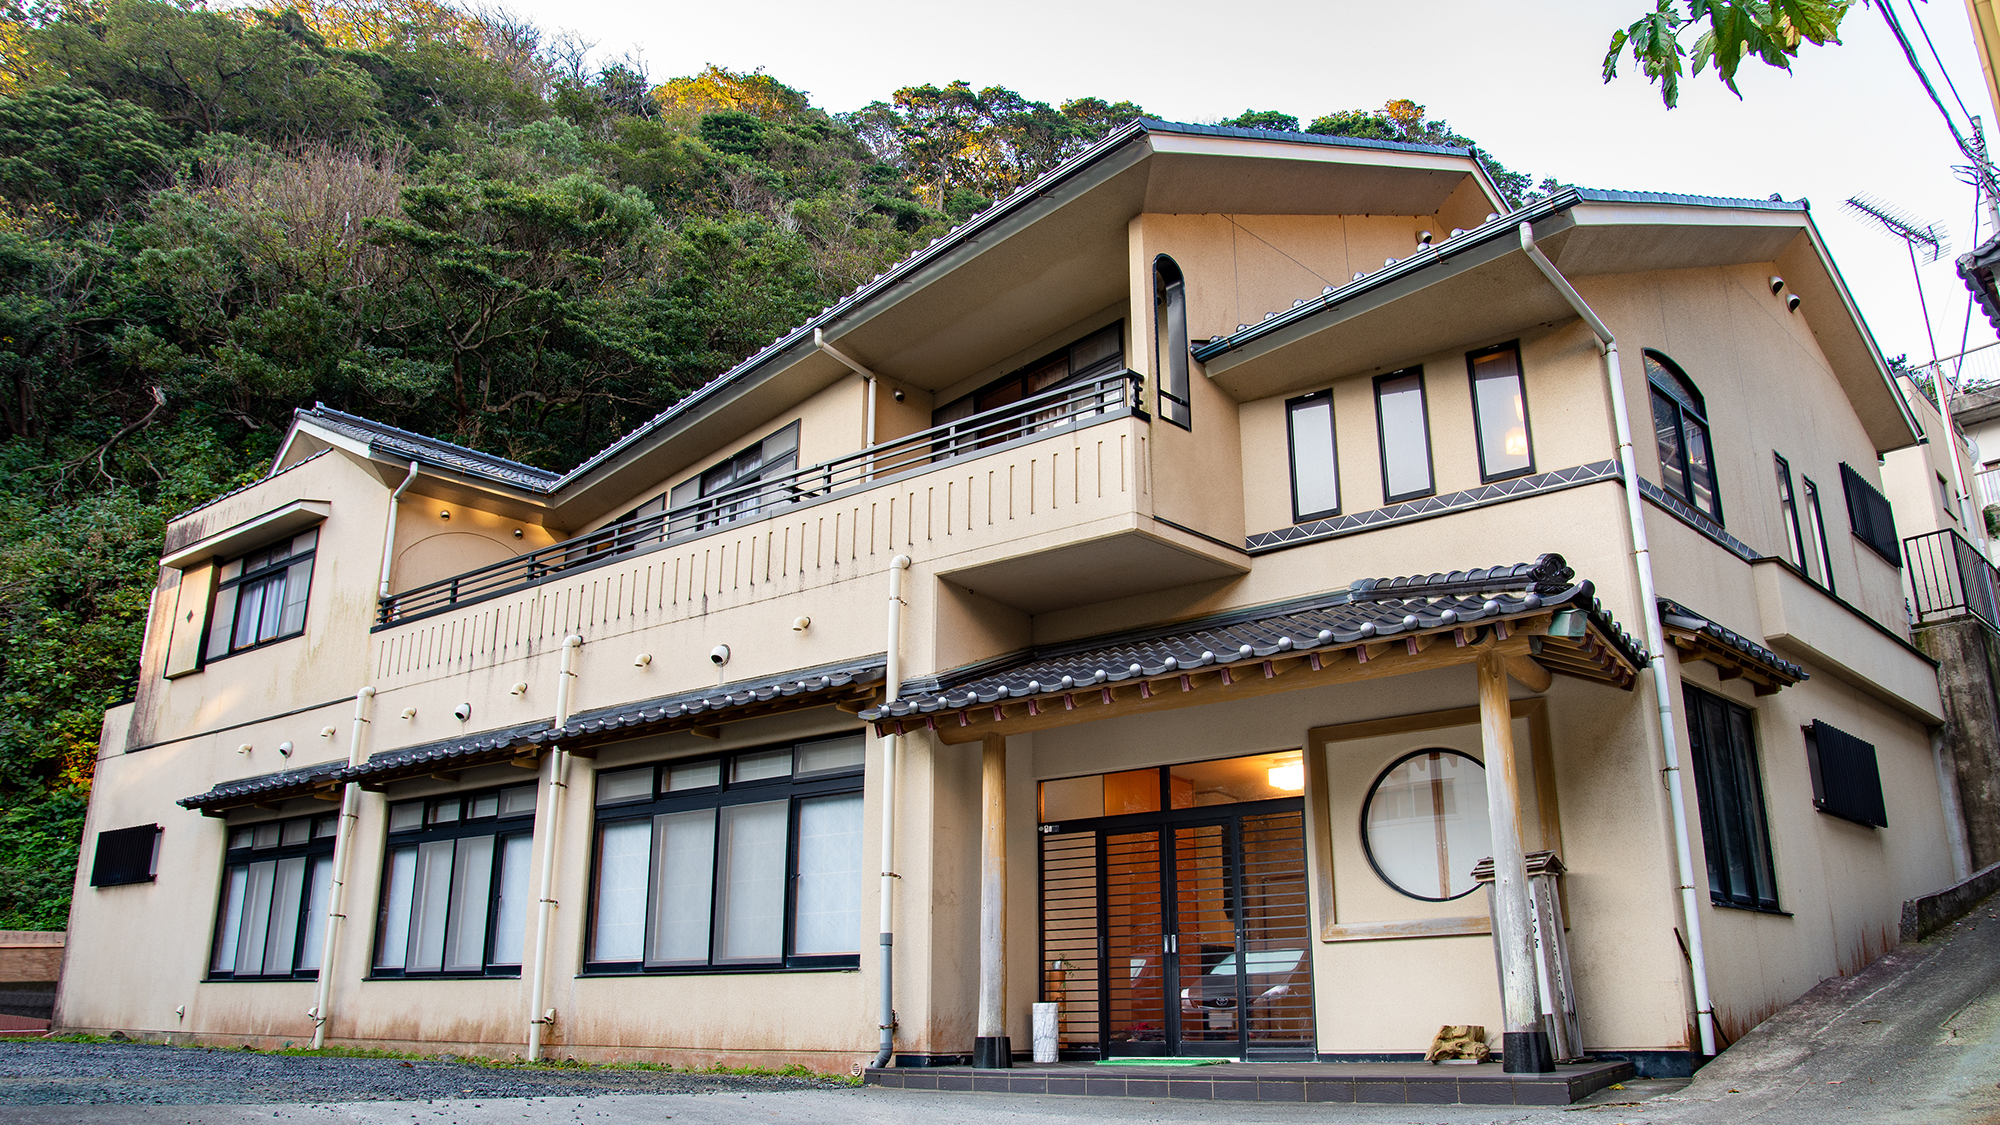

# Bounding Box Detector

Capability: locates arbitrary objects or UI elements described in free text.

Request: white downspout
[526,634,584,1062]
[872,555,911,1069]
[307,685,376,1049]
[815,328,879,479]
[1520,222,1719,1058]
[378,462,420,601]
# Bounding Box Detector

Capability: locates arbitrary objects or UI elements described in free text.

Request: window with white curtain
[209,812,338,979]
[204,528,319,664]
[587,734,866,972]
[372,784,537,977]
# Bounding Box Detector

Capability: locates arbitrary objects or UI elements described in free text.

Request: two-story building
[60,119,1967,1100]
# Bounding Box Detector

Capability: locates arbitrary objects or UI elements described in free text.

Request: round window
[1360,749,1491,901]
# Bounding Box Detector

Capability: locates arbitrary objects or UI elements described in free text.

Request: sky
[505,0,2000,372]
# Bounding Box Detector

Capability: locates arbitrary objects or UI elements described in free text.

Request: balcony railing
[1905,527,2000,631]
[378,370,1146,625]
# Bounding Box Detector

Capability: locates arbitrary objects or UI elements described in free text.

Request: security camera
[453,703,471,723]
[1769,276,1786,295]
[709,644,731,666]
[1786,293,1802,312]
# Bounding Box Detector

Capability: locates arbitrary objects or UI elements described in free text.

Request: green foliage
[1605,0,1852,108]
[1218,109,1299,132]
[0,0,1549,931]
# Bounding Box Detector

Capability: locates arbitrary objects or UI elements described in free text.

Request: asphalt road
[8,895,1996,1124]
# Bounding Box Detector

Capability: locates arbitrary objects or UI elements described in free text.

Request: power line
[1906,0,1976,124]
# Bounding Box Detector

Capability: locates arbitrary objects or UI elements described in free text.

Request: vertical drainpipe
[527,634,584,1061]
[307,685,376,1049]
[378,462,420,602]
[814,328,879,479]
[1519,222,1719,1058]
[872,556,911,1069]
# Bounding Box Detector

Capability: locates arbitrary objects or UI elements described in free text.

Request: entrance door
[1039,753,1315,1060]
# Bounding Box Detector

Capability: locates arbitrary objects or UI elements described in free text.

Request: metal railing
[1905,527,2000,631]
[378,370,1146,624]
[1976,466,2000,512]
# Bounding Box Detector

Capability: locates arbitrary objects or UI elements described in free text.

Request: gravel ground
[0,1040,848,1105]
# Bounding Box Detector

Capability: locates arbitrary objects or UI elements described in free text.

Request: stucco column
[1478,649,1553,1073]
[973,734,1011,1068]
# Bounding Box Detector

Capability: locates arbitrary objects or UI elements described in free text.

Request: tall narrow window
[1286,391,1339,522]
[1645,352,1721,522]
[588,734,865,972]
[1154,256,1190,429]
[1939,472,1958,522]
[1374,368,1434,503]
[210,813,338,979]
[1467,343,1533,481]
[1683,684,1780,912]
[204,529,319,663]
[1774,455,1808,572]
[1803,478,1836,593]
[373,784,537,977]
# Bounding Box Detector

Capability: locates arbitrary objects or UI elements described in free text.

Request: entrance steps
[863,1058,1634,1105]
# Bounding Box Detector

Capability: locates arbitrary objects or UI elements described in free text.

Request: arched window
[1154,255,1190,429]
[1645,351,1720,521]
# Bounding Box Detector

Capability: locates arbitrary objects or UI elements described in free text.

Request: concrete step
[863,1058,1634,1105]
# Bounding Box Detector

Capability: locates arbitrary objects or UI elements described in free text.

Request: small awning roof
[179,656,885,814]
[1660,598,1808,695]
[865,554,1645,743]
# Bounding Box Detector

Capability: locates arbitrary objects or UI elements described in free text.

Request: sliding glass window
[373,784,537,977]
[1467,343,1533,481]
[1775,455,1809,573]
[1286,391,1339,522]
[588,735,865,972]
[1373,368,1434,503]
[209,813,337,980]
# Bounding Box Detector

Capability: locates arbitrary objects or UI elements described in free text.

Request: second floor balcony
[373,371,1245,678]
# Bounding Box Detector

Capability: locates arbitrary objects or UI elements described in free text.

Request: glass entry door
[1039,753,1314,1060]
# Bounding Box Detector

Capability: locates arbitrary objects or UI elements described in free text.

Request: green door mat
[1093,1058,1229,1066]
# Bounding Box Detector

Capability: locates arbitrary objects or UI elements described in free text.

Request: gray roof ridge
[1135,117,1473,158]
[1572,186,1808,212]
[304,403,562,487]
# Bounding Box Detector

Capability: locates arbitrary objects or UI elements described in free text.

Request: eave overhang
[864,553,1643,744]
[1660,598,1809,695]
[179,657,886,814]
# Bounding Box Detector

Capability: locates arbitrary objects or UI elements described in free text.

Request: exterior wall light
[634,653,653,667]
[513,528,524,539]
[1769,276,1786,295]
[510,682,529,696]
[439,509,451,521]
[793,616,812,632]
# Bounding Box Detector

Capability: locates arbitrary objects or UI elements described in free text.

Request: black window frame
[1803,720,1887,828]
[1373,367,1436,504]
[201,527,320,666]
[1645,351,1723,523]
[208,812,339,981]
[1285,389,1340,523]
[1839,462,1902,567]
[930,323,1128,443]
[1683,684,1782,913]
[1803,475,1836,593]
[1774,454,1809,574]
[583,734,867,975]
[1154,256,1191,429]
[665,421,802,537]
[370,783,539,980]
[1465,341,1535,483]
[90,824,160,887]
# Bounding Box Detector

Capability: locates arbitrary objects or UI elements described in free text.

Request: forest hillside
[0,0,1549,928]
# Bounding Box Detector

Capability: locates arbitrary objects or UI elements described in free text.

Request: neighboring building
[0,931,64,1034]
[62,121,1968,1091]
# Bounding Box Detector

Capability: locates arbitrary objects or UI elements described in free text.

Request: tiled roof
[1659,598,1809,685]
[178,657,887,812]
[862,554,1643,721]
[298,405,563,491]
[1959,232,2000,335]
[1571,187,1807,212]
[175,759,347,811]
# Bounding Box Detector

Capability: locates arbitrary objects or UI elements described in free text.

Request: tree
[0,86,177,217]
[1605,0,1853,108]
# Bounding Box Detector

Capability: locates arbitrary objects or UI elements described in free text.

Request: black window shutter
[1840,463,1902,567]
[90,824,160,887]
[1806,721,1887,827]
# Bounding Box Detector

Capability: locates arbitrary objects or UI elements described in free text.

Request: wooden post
[1478,649,1554,1073]
[974,733,1011,1068]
